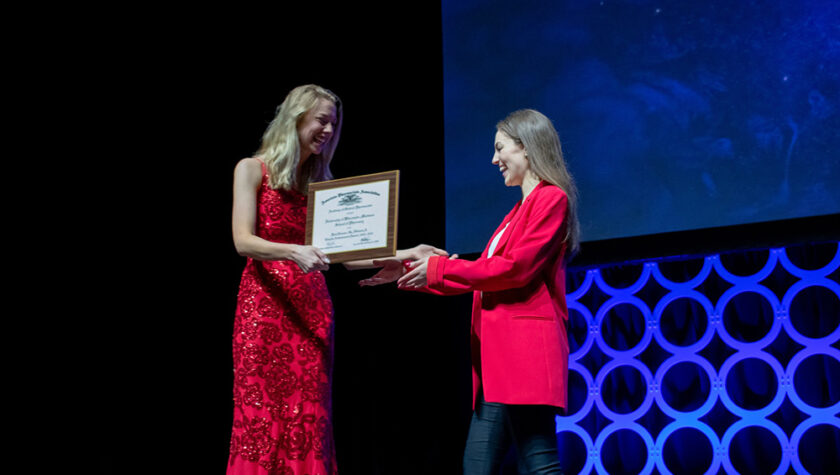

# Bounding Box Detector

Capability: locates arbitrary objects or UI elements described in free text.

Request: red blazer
[425,181,570,409]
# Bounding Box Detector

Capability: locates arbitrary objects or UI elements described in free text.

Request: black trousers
[463,393,563,474]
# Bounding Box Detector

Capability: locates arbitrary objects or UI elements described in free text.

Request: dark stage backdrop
[442,0,840,256]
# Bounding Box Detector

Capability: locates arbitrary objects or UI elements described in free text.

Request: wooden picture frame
[305,170,399,263]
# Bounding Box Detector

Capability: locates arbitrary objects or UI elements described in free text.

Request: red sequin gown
[228,163,337,475]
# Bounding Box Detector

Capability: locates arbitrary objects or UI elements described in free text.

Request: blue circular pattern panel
[558,242,840,475]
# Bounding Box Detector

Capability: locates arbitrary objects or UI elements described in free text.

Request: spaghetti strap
[256,157,267,175]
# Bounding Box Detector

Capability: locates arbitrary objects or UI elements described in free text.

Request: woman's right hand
[289,245,331,273]
[358,258,406,286]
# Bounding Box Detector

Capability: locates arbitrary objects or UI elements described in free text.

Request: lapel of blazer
[482,204,517,258]
[487,181,548,258]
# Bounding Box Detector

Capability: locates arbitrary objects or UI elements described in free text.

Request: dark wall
[94,5,475,475]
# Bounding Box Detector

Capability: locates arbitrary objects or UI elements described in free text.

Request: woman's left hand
[399,244,449,261]
[398,256,430,289]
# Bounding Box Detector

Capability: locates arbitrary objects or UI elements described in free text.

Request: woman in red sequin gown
[229,85,447,474]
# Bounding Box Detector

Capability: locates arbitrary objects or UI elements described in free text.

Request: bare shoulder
[234,157,264,185]
[235,157,262,173]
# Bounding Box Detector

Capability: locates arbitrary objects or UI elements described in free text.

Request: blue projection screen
[443,0,839,254]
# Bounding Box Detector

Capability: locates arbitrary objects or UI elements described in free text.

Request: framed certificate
[305,170,399,263]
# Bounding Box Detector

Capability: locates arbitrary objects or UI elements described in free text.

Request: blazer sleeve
[426,187,568,293]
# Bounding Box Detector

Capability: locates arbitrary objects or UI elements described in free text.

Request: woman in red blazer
[397,109,580,474]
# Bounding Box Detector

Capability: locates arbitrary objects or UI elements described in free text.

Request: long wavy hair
[257,84,343,191]
[497,109,581,256]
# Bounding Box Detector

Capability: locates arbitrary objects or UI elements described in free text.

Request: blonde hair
[257,84,343,191]
[497,109,581,256]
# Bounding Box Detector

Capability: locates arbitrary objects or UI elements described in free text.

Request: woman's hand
[356,244,457,287]
[343,244,449,271]
[289,245,331,273]
[398,256,430,289]
[358,259,406,286]
[398,244,449,262]
[399,244,452,275]
[398,252,459,289]
[398,251,460,289]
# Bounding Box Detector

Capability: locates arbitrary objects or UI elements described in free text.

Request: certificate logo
[338,193,363,206]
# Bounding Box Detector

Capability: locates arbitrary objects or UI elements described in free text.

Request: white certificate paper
[312,179,390,253]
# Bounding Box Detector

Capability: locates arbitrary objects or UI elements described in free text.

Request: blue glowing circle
[788,348,840,414]
[655,420,722,475]
[596,361,655,421]
[595,296,652,357]
[656,357,716,418]
[660,426,715,475]
[721,421,789,475]
[654,354,718,419]
[595,424,656,475]
[654,291,714,353]
[790,419,840,475]
[782,280,840,345]
[719,353,785,416]
[717,287,781,349]
[599,300,649,353]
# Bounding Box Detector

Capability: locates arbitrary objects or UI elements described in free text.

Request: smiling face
[297,98,338,162]
[492,130,531,187]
